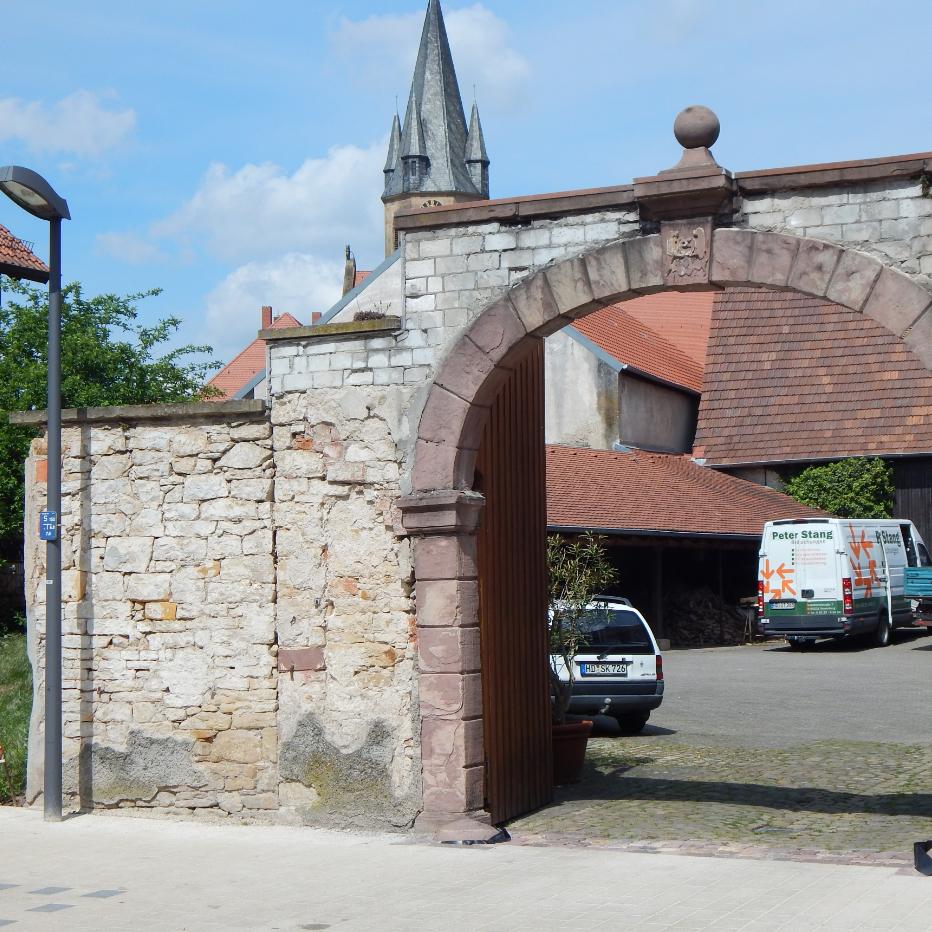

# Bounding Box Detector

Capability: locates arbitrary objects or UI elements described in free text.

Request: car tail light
[656,656,664,681]
[757,580,765,616]
[842,578,853,615]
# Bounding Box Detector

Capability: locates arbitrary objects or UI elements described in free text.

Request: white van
[758,518,931,648]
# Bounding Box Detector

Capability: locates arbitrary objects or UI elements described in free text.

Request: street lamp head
[0,166,70,221]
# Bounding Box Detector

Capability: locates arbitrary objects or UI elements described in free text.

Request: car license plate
[581,662,629,676]
[769,600,796,610]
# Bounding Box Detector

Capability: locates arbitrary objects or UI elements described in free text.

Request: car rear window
[577,607,653,654]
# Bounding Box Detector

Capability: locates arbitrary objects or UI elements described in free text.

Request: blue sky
[2,0,931,363]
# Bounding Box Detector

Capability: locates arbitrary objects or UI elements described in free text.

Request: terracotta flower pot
[552,720,593,785]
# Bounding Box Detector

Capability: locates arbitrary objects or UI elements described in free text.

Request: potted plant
[547,533,618,784]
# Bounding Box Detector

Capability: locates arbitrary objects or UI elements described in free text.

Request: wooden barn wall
[894,458,932,545]
[475,340,552,825]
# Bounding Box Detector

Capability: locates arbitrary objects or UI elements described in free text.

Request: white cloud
[152,141,385,265]
[332,4,530,112]
[0,90,135,157]
[95,232,167,265]
[200,253,344,359]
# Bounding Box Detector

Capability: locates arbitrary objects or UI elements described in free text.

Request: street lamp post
[0,166,70,822]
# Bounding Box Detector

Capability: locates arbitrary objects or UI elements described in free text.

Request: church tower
[382,0,490,255]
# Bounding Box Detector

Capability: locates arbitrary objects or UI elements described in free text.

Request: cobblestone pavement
[511,637,932,861]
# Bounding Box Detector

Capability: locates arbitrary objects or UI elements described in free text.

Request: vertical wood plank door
[476,340,552,825]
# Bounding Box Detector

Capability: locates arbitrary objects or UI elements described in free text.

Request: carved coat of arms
[664,226,708,280]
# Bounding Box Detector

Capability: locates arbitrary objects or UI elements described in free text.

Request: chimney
[261,305,272,330]
[312,312,322,325]
[342,245,357,297]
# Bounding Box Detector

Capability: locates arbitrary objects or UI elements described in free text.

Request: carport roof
[546,445,827,539]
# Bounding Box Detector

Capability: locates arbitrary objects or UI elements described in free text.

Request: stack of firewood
[663,586,748,647]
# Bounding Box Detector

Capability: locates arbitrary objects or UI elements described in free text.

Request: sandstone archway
[400,229,932,837]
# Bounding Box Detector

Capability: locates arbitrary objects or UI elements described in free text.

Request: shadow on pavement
[582,715,676,739]
[559,768,932,819]
[765,630,928,654]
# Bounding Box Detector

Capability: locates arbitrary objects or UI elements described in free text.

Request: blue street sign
[39,511,58,542]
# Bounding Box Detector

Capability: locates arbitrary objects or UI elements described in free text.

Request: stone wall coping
[394,150,932,232]
[260,317,401,343]
[395,185,637,231]
[9,398,267,427]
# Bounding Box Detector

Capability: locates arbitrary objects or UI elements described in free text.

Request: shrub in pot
[547,533,617,783]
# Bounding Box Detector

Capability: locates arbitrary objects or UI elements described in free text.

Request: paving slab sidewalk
[1,808,931,931]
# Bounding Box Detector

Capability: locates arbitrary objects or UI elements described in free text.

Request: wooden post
[653,546,664,640]
[717,549,725,644]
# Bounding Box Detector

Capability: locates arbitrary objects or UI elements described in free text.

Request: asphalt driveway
[654,630,932,747]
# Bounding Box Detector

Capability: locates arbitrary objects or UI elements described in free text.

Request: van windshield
[576,607,653,654]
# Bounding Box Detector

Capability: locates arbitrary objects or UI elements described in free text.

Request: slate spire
[382,0,489,200]
[383,112,402,177]
[465,102,490,198]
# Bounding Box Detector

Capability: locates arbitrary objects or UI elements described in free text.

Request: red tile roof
[572,302,705,393]
[0,224,49,283]
[622,291,714,369]
[546,445,826,537]
[354,270,371,288]
[207,313,303,400]
[694,289,932,466]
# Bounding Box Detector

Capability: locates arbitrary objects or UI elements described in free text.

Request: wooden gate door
[475,340,552,824]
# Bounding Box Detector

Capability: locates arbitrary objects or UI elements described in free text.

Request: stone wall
[269,384,419,829]
[22,395,419,828]
[741,178,932,283]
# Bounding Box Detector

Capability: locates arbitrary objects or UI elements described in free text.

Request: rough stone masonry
[22,395,419,828]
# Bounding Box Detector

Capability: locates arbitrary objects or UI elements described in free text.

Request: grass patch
[0,633,31,801]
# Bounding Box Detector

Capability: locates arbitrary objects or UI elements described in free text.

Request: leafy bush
[782,458,894,518]
[0,276,220,538]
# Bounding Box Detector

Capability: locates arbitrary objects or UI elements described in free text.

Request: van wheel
[873,613,892,648]
[614,713,650,735]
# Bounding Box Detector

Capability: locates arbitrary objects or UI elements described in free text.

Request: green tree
[782,458,894,518]
[547,533,618,724]
[0,276,220,541]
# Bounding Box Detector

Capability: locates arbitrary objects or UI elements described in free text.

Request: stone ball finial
[674,106,720,150]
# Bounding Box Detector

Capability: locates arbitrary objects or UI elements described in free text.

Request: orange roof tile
[623,291,714,368]
[546,445,826,537]
[572,303,705,393]
[354,270,371,288]
[207,312,303,400]
[0,224,48,283]
[694,289,932,465]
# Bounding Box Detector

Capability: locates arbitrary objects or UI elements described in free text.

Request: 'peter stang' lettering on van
[771,530,833,541]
